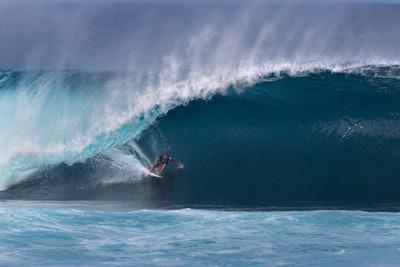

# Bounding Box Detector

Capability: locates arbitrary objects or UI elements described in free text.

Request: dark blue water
[149,69,400,208]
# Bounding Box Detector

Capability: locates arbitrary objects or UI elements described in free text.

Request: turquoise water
[0,201,399,266]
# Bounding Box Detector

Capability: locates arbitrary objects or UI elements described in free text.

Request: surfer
[149,152,184,176]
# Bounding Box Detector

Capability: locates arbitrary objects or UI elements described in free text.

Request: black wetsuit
[157,155,172,165]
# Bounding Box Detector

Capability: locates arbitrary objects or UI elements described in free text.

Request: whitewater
[0,1,400,266]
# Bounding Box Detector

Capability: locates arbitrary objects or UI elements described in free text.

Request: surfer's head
[162,152,169,158]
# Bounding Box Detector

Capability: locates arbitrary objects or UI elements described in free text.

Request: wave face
[0,2,400,209]
[2,66,400,209]
[140,66,400,208]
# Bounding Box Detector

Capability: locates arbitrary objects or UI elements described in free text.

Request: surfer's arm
[170,158,184,169]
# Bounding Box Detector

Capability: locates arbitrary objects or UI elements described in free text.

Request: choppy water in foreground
[0,201,399,266]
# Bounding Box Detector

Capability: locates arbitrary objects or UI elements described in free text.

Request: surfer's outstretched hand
[177,165,184,169]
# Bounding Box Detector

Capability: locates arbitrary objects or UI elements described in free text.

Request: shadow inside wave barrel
[136,72,400,210]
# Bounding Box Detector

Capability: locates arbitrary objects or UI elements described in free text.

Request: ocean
[0,1,400,266]
[1,202,400,266]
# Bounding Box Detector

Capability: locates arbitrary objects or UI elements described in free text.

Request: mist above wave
[0,2,398,71]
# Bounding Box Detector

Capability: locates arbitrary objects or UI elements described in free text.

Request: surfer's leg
[158,163,167,175]
[149,162,160,173]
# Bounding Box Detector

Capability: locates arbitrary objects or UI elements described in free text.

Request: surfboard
[148,171,162,178]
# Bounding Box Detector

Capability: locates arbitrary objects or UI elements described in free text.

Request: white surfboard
[148,171,162,178]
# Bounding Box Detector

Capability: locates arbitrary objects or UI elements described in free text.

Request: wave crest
[0,64,399,190]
